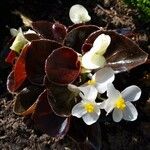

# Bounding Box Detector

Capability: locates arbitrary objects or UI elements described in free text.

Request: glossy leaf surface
[32,21,67,43]
[45,47,80,85]
[83,30,148,73]
[64,25,99,52]
[25,39,62,85]
[13,85,43,115]
[32,90,70,138]
[45,77,76,117]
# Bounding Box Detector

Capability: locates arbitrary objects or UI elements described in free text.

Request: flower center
[87,79,96,85]
[84,102,95,113]
[115,97,126,110]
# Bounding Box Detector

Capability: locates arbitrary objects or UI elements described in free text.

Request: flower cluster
[69,34,142,125]
[5,4,148,147]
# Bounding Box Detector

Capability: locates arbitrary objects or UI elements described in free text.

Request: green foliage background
[124,0,150,22]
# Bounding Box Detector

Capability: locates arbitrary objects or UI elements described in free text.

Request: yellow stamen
[84,102,95,113]
[115,97,126,110]
[87,79,96,85]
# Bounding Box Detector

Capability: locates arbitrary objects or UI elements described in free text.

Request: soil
[0,0,149,149]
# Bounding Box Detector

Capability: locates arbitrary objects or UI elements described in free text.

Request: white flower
[80,67,115,94]
[10,28,19,37]
[10,28,36,54]
[69,4,91,24]
[101,83,141,122]
[82,34,111,70]
[10,28,28,53]
[72,87,100,125]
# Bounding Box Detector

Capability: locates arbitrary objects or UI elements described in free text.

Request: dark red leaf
[45,77,76,117]
[25,39,62,85]
[83,30,148,72]
[32,21,53,39]
[64,25,100,52]
[67,23,84,32]
[32,90,70,138]
[24,33,41,41]
[13,85,44,115]
[31,21,67,43]
[45,47,81,85]
[52,22,67,43]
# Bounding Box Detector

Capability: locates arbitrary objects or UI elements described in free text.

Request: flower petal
[123,101,138,121]
[121,85,141,102]
[95,67,115,83]
[68,84,80,94]
[112,108,123,122]
[10,28,18,37]
[94,105,101,116]
[78,86,97,101]
[82,50,106,69]
[102,99,115,114]
[69,4,91,24]
[10,29,28,53]
[95,67,115,93]
[107,83,121,100]
[72,102,87,118]
[82,112,99,125]
[92,34,111,55]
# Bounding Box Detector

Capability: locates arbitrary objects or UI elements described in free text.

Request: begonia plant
[5,4,148,149]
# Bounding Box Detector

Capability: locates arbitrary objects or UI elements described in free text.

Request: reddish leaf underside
[5,50,18,65]
[7,44,30,93]
[45,47,81,85]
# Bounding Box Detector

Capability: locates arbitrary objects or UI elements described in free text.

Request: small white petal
[99,100,107,109]
[94,104,101,116]
[72,102,87,118]
[96,83,107,94]
[10,28,19,37]
[69,4,91,24]
[95,67,115,83]
[121,85,141,102]
[101,99,115,114]
[123,101,138,121]
[92,34,111,55]
[112,108,123,122]
[107,83,121,100]
[95,67,115,93]
[68,84,80,93]
[82,112,99,125]
[82,50,106,69]
[79,86,97,101]
[24,29,36,34]
[10,29,28,53]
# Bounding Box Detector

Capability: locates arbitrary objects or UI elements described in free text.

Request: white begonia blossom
[69,4,91,24]
[10,28,29,53]
[71,86,100,125]
[10,28,36,54]
[101,83,141,122]
[82,34,111,70]
[10,28,19,37]
[80,67,115,94]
